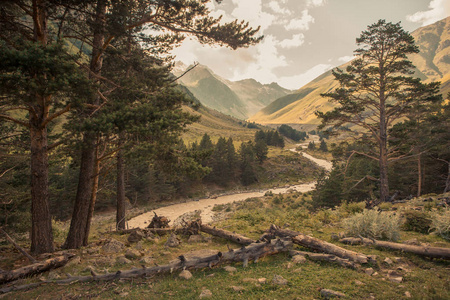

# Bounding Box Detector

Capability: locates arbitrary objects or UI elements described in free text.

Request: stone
[293,268,302,273]
[165,233,180,248]
[231,286,245,292]
[116,256,132,265]
[128,230,145,243]
[224,266,237,273]
[403,238,420,246]
[257,278,267,284]
[365,268,374,276]
[353,280,364,286]
[101,239,124,253]
[125,249,141,260]
[179,270,193,280]
[242,278,257,283]
[135,241,144,250]
[272,274,288,285]
[384,257,393,265]
[140,257,154,265]
[119,292,129,297]
[405,291,411,298]
[47,271,61,280]
[199,289,212,298]
[95,257,112,267]
[320,289,346,298]
[292,255,307,264]
[387,270,403,283]
[188,235,206,243]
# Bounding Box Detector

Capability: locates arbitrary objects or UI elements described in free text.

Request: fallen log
[198,222,255,246]
[0,254,74,285]
[269,224,370,264]
[339,237,450,260]
[289,250,357,269]
[0,239,292,294]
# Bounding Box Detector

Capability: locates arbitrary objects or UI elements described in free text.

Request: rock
[125,248,141,260]
[116,256,132,265]
[353,280,364,285]
[102,239,125,253]
[320,289,346,298]
[179,270,193,280]
[230,286,245,292]
[95,257,112,267]
[135,241,143,250]
[384,257,393,265]
[272,274,288,285]
[405,291,411,298]
[66,255,81,267]
[365,268,374,276]
[199,289,212,298]
[387,270,403,283]
[293,268,302,273]
[87,247,99,255]
[207,273,215,278]
[223,266,237,273]
[292,255,307,264]
[165,233,180,248]
[145,237,159,244]
[257,278,267,284]
[188,235,206,243]
[242,278,257,283]
[140,257,154,265]
[119,292,129,297]
[48,271,61,280]
[128,230,145,243]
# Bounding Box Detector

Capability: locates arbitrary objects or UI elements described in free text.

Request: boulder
[101,239,124,253]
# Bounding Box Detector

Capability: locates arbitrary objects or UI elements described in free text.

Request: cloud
[307,0,326,7]
[231,0,276,31]
[280,34,305,49]
[407,0,450,26]
[285,10,315,31]
[278,63,333,90]
[338,55,354,63]
[267,1,292,15]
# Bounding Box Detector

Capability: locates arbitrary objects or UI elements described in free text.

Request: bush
[342,209,400,241]
[401,210,432,234]
[340,201,365,215]
[430,208,450,240]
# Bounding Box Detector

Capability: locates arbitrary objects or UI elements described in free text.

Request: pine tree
[317,20,441,205]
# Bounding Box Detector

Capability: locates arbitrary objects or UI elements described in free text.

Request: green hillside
[249,17,450,126]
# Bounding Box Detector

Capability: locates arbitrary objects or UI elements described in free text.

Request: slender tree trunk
[444,161,450,193]
[378,69,389,203]
[29,0,54,254]
[417,154,422,197]
[116,132,126,230]
[64,0,106,249]
[83,140,100,246]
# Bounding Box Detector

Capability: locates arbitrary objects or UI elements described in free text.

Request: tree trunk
[64,0,106,249]
[417,154,422,197]
[29,0,54,254]
[116,132,126,230]
[199,223,256,245]
[444,161,450,193]
[83,141,100,246]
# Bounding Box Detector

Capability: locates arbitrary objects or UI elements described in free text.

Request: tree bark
[29,0,54,254]
[199,223,256,245]
[339,237,450,260]
[0,254,74,285]
[289,250,357,269]
[417,154,422,197]
[83,141,100,246]
[269,225,370,264]
[64,0,107,249]
[116,132,126,230]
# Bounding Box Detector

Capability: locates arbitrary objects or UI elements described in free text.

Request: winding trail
[128,137,332,228]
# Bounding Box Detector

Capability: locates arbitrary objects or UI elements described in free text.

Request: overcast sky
[171,0,449,90]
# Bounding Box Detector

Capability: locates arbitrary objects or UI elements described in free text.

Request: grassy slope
[4,193,449,299]
[249,17,450,126]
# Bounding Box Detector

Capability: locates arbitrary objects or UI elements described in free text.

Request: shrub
[342,209,400,241]
[430,208,450,240]
[401,210,432,234]
[340,201,365,215]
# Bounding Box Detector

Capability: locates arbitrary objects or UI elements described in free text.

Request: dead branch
[0,228,36,264]
[339,237,450,260]
[289,250,357,269]
[198,221,255,246]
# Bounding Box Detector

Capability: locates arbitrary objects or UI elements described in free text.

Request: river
[128,138,331,228]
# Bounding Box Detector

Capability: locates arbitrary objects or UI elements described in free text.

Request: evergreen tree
[225,138,238,182]
[239,141,257,186]
[308,141,316,151]
[317,20,441,205]
[254,139,268,164]
[319,140,328,152]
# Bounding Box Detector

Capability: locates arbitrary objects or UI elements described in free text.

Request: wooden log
[113,227,174,236]
[269,224,370,264]
[199,223,255,245]
[0,239,292,294]
[339,237,450,260]
[0,228,36,264]
[0,254,74,285]
[289,250,357,269]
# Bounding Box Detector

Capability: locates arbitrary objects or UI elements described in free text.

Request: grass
[1,194,449,299]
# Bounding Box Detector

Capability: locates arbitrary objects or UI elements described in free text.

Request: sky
[171,0,450,90]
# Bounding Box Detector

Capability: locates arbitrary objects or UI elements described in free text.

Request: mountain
[249,17,450,126]
[174,63,290,119]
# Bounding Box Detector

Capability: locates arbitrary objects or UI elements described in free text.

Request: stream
[128,138,332,228]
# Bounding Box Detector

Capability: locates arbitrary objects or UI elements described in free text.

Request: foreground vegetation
[1,192,449,299]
